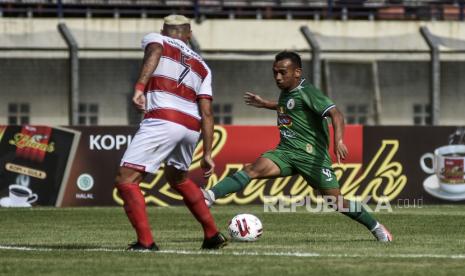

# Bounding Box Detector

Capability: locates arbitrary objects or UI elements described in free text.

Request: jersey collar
[288,78,306,93]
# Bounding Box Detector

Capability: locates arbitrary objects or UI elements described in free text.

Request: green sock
[211,171,251,199]
[341,200,378,230]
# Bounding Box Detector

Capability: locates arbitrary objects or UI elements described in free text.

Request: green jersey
[276,79,335,167]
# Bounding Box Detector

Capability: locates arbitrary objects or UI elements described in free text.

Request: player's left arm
[327,107,348,163]
[198,98,215,178]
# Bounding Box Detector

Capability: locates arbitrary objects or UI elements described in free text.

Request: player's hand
[201,155,215,178]
[335,140,348,164]
[132,90,146,111]
[244,92,266,108]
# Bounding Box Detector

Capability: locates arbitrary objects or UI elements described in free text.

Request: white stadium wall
[0,18,465,126]
[3,18,465,52]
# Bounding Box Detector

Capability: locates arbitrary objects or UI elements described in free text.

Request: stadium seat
[164,0,194,6]
[135,0,164,5]
[377,5,405,19]
[364,0,385,7]
[0,0,462,20]
[222,0,249,7]
[198,0,222,5]
[307,1,327,7]
[442,4,463,20]
[249,0,278,7]
[13,0,49,3]
[279,0,305,7]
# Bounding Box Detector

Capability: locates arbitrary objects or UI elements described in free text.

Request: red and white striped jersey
[141,33,213,132]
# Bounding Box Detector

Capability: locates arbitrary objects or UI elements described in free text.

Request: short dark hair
[275,51,302,69]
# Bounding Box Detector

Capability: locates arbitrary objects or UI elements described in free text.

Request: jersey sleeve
[141,33,164,50]
[197,67,213,101]
[301,87,335,117]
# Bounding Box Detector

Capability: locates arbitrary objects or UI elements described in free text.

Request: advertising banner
[1,125,464,207]
[0,125,80,207]
[364,126,465,204]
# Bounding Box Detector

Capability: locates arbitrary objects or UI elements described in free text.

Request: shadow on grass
[303,237,374,243]
[166,237,202,243]
[2,243,120,250]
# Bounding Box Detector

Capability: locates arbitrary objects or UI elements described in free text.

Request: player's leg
[320,188,392,242]
[165,127,227,249]
[207,150,292,203]
[319,187,377,229]
[115,166,158,250]
[165,166,220,239]
[116,119,183,250]
[297,160,392,242]
[165,166,226,249]
[209,158,279,199]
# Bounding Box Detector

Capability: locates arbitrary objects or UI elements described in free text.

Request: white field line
[1,245,465,259]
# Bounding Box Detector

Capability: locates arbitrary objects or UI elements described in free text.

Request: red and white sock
[172,179,218,239]
[117,183,154,247]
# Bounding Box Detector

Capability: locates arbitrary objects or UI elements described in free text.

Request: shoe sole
[201,239,228,250]
[217,240,228,249]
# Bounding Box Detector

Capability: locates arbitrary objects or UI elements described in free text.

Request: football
[228,214,263,242]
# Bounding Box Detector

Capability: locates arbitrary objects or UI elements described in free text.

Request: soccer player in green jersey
[203,51,392,242]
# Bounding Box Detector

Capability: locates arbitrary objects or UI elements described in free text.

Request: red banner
[2,125,465,207]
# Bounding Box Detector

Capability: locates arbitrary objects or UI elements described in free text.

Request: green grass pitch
[1,205,465,275]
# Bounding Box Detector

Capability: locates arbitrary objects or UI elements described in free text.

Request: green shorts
[261,148,339,190]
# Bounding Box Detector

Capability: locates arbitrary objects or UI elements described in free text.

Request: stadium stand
[0,0,463,20]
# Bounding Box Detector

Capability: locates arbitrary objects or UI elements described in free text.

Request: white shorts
[120,119,200,173]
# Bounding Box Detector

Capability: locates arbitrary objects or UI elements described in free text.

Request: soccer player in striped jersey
[115,14,227,251]
[203,51,393,242]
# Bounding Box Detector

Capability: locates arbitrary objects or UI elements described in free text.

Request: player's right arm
[133,42,163,111]
[244,92,278,110]
[198,98,215,178]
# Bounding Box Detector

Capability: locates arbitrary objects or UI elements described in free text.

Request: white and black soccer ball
[228,214,263,242]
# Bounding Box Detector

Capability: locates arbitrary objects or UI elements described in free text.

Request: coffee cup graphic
[420,145,465,194]
[7,184,38,207]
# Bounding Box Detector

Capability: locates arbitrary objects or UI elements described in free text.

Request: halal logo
[77,174,94,191]
[286,98,295,110]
